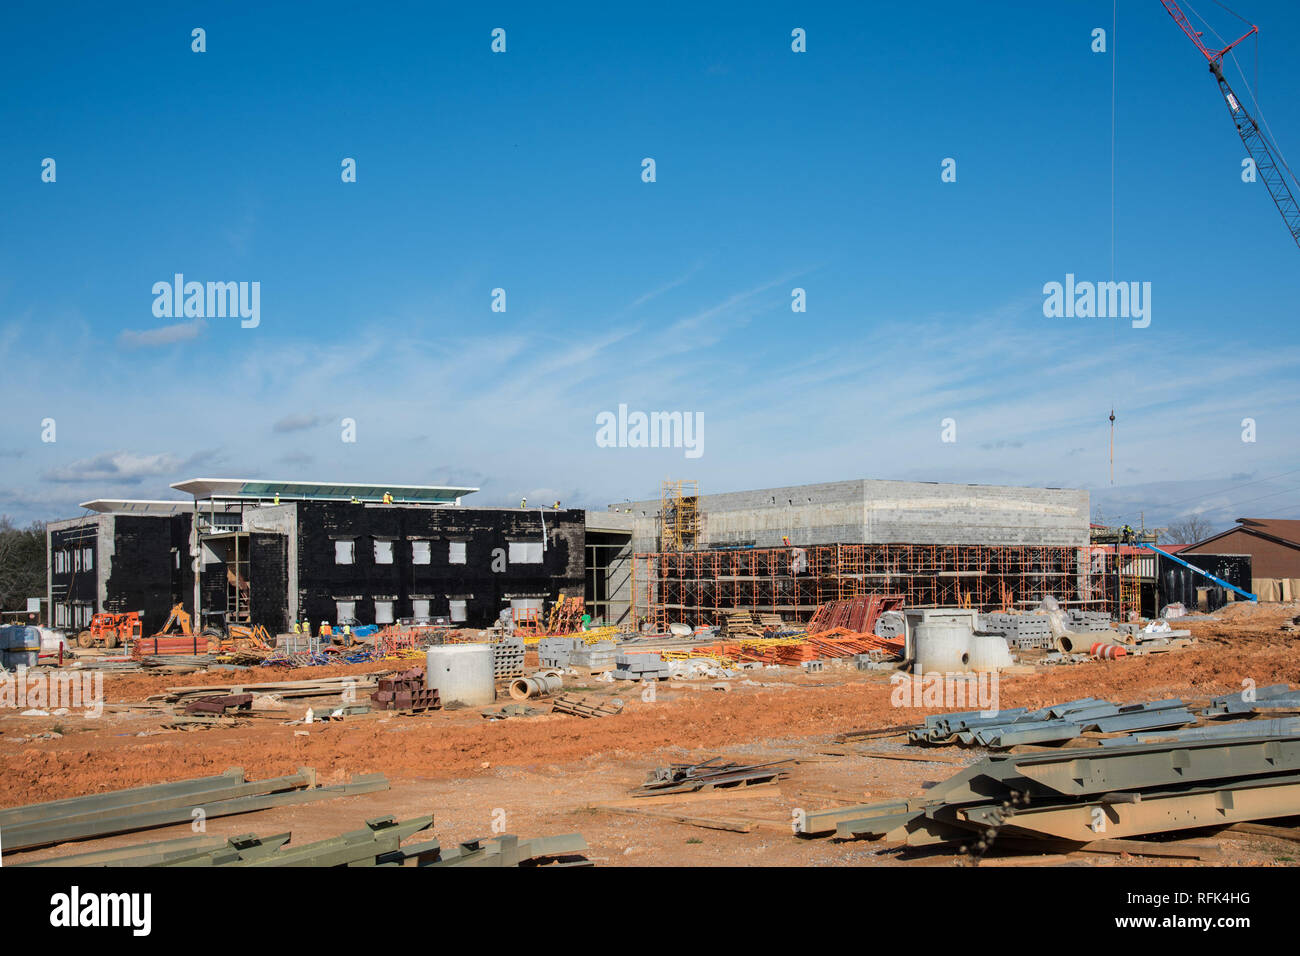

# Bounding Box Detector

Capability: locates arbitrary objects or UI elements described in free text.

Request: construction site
[4,2,1300,939]
[2,469,1300,878]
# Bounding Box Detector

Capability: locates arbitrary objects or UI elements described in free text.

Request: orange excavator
[154,602,194,637]
[77,611,143,649]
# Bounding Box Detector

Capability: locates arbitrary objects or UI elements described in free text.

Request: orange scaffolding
[632,542,1107,628]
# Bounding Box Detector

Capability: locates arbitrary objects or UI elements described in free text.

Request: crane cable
[1108,0,1118,487]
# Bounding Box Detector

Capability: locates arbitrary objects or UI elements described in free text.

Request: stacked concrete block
[492,636,526,679]
[1067,610,1115,632]
[614,652,670,681]
[568,640,617,669]
[537,637,579,668]
[979,614,1054,649]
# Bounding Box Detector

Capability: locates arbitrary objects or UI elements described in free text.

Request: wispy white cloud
[43,451,184,484]
[0,284,1295,524]
[272,414,328,434]
[118,319,206,349]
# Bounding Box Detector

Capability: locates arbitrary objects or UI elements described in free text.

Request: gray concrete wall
[244,503,299,624]
[614,478,1089,551]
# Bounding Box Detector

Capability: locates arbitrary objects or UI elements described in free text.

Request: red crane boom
[1159,0,1300,250]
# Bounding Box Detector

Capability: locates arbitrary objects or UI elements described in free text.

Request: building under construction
[623,478,1107,628]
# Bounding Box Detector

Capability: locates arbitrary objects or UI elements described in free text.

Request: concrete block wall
[860,480,1089,547]
[615,478,1089,552]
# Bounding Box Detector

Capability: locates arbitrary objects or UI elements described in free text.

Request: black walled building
[47,480,597,634]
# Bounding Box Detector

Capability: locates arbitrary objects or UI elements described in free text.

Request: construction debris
[151,673,384,707]
[481,703,546,720]
[807,595,905,636]
[636,757,792,795]
[550,693,623,718]
[182,693,253,716]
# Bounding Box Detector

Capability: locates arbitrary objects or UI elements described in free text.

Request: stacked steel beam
[800,735,1300,849]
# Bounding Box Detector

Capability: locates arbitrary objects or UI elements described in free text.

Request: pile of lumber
[719,610,766,638]
[149,673,385,708]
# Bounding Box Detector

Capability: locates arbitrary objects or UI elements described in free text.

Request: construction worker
[320,620,333,638]
[382,491,393,504]
[553,500,561,509]
[342,623,351,642]
[293,620,301,634]
[273,493,280,505]
[351,495,360,504]
[302,619,312,636]
[520,496,527,509]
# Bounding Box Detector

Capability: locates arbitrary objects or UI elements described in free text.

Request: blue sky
[1,0,1297,532]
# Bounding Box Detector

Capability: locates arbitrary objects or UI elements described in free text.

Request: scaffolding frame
[632,542,1111,628]
[659,479,700,551]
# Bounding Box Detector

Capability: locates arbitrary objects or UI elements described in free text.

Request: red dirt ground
[4,601,1298,866]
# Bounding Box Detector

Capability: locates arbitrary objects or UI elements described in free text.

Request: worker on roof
[382,491,394,504]
[351,495,360,504]
[320,620,333,637]
[520,497,527,509]
[553,500,560,509]
[273,493,280,505]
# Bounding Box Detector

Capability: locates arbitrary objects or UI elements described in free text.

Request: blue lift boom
[1140,542,1257,602]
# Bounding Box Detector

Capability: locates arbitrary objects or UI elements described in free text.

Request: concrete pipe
[1055,632,1096,654]
[509,673,564,701]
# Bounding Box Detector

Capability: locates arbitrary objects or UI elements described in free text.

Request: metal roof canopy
[170,478,478,505]
[78,500,198,515]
